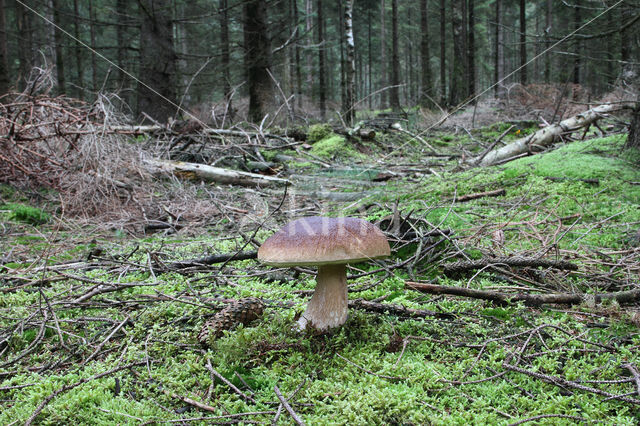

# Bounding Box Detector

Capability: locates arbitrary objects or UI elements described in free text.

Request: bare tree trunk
[628,103,640,150]
[544,0,552,83]
[367,10,372,110]
[0,0,9,95]
[467,0,475,102]
[380,0,387,107]
[439,0,446,104]
[519,0,527,85]
[15,0,32,90]
[389,0,400,110]
[449,0,464,106]
[305,0,313,96]
[72,0,83,97]
[89,0,98,92]
[219,0,232,113]
[292,0,302,109]
[52,0,66,93]
[316,0,326,119]
[494,0,504,97]
[343,0,356,126]
[573,0,581,85]
[137,0,178,122]
[419,0,433,107]
[243,0,273,123]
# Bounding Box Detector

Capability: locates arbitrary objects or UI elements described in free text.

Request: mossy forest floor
[1,120,640,425]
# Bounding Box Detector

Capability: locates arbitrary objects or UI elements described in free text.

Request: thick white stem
[298,264,348,332]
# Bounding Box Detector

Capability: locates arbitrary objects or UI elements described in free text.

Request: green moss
[307,123,332,143]
[1,203,51,225]
[310,134,363,160]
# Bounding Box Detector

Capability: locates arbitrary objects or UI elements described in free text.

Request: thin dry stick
[274,385,305,426]
[164,390,218,413]
[508,414,592,426]
[623,363,640,397]
[82,315,131,365]
[205,358,256,404]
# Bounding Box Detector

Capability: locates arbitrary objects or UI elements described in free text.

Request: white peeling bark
[298,264,348,332]
[343,0,356,126]
[473,103,621,167]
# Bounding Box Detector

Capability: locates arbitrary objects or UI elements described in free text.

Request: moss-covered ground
[1,127,639,424]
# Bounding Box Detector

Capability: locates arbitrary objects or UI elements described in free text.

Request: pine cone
[198,298,265,346]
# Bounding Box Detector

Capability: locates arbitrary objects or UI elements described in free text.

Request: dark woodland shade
[258,217,390,267]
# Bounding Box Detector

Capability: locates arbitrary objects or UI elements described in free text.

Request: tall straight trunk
[439,0,446,104]
[305,0,313,94]
[0,0,9,95]
[419,0,432,107]
[367,10,372,110]
[389,0,400,110]
[219,0,232,105]
[343,0,355,125]
[620,2,632,65]
[339,2,346,111]
[449,0,464,106]
[468,0,475,101]
[15,1,32,90]
[606,4,614,87]
[544,0,552,83]
[137,0,177,122]
[72,0,83,97]
[461,0,468,98]
[519,0,527,85]
[316,0,326,119]
[494,0,503,96]
[380,0,387,107]
[292,0,302,109]
[572,1,581,84]
[89,0,97,92]
[243,0,273,123]
[52,0,66,93]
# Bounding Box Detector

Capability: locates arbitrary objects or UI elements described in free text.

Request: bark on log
[471,104,622,166]
[144,158,290,187]
[405,281,640,307]
[443,256,578,277]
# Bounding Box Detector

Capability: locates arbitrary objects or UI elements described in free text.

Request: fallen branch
[274,385,306,426]
[166,251,258,270]
[349,298,454,319]
[144,158,290,187]
[453,188,506,202]
[443,257,578,277]
[405,282,640,307]
[470,103,624,166]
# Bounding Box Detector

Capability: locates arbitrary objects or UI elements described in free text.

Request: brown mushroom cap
[258,216,390,267]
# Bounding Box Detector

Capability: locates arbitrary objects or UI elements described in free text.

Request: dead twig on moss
[274,385,306,426]
[406,281,640,306]
[442,256,578,277]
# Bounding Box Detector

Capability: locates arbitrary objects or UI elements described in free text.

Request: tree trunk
[494,0,504,97]
[219,0,232,112]
[89,0,98,92]
[15,0,32,91]
[628,103,640,150]
[544,0,552,83]
[72,0,83,98]
[52,0,66,93]
[439,0,446,104]
[343,0,356,126]
[137,0,177,122]
[519,0,527,85]
[449,0,464,106]
[467,0,475,102]
[389,0,400,110]
[419,0,432,107]
[473,104,622,166]
[242,0,273,123]
[305,0,313,97]
[380,0,387,107]
[0,0,9,95]
[573,0,581,85]
[292,0,302,110]
[316,0,326,119]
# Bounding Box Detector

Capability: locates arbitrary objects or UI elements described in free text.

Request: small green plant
[2,203,51,225]
[307,123,332,143]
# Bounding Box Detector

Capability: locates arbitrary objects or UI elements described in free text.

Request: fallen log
[470,103,624,166]
[165,251,258,270]
[144,158,290,187]
[405,282,640,306]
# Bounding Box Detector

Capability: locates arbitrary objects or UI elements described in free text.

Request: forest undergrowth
[1,98,639,424]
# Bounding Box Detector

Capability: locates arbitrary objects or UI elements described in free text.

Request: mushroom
[258,216,390,332]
